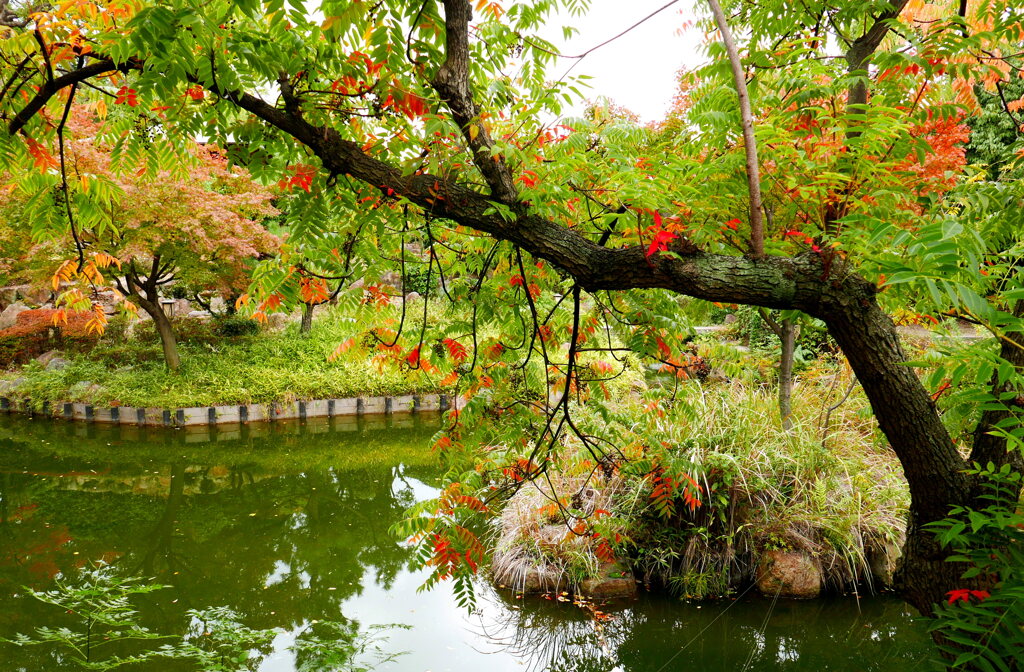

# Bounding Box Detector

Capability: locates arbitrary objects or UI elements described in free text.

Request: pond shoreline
[0,392,453,427]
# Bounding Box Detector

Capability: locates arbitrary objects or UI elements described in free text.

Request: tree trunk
[300,302,314,335]
[137,297,181,372]
[778,318,797,432]
[823,296,971,615]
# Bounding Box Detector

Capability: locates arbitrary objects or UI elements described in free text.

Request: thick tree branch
[7,57,134,135]
[845,0,911,113]
[431,0,518,203]
[706,0,765,257]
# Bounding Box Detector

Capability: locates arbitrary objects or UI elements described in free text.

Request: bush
[214,316,261,338]
[927,463,1024,670]
[0,309,96,365]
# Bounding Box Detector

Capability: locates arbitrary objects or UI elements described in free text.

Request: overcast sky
[539,0,707,122]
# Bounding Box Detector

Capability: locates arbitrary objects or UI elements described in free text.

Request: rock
[0,301,28,330]
[518,566,569,594]
[349,278,365,290]
[267,313,290,330]
[708,368,730,384]
[0,377,27,394]
[867,542,900,589]
[756,551,822,598]
[186,310,211,320]
[173,298,191,317]
[580,564,637,600]
[208,297,226,313]
[68,381,104,401]
[723,313,738,324]
[4,284,52,307]
[46,358,69,371]
[36,350,66,369]
[404,291,421,303]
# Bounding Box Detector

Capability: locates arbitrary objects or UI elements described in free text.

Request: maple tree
[8,105,279,370]
[0,0,1023,648]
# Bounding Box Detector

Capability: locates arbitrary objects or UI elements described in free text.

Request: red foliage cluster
[0,308,95,364]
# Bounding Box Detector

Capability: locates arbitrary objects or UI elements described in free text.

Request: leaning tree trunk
[823,290,972,614]
[300,302,314,335]
[136,296,181,372]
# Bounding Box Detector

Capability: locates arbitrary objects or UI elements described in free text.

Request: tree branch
[845,0,911,113]
[431,0,518,203]
[7,57,134,135]
[706,0,765,257]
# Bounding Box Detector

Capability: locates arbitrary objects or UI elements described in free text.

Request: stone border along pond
[0,392,453,427]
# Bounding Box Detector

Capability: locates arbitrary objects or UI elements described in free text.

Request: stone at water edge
[755,550,822,598]
[580,563,637,600]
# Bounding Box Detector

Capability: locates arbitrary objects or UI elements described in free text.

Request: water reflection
[474,588,938,671]
[0,414,936,671]
[0,414,439,671]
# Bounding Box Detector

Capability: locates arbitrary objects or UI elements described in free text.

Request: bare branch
[706,0,765,257]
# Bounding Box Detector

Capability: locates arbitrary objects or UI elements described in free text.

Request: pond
[0,414,937,671]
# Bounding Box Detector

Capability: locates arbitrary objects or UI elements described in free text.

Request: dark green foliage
[965,75,1024,178]
[928,463,1024,670]
[215,316,261,338]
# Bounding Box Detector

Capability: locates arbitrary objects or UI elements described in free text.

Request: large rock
[0,301,28,330]
[756,551,821,598]
[36,350,68,370]
[0,377,27,394]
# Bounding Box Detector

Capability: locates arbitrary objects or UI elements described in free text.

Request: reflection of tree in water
[0,418,441,670]
[470,584,627,672]
[472,585,933,672]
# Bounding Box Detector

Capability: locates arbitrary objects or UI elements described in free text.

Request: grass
[0,303,450,408]
[485,350,910,599]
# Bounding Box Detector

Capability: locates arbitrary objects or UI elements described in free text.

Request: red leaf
[946,588,972,605]
[115,86,138,107]
[443,338,468,363]
[646,230,678,258]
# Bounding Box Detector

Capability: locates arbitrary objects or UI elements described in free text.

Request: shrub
[214,315,261,338]
[0,309,95,365]
[927,463,1024,670]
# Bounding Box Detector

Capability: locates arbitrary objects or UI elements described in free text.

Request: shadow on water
[0,414,936,671]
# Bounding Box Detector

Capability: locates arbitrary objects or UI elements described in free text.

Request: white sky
[540,0,707,122]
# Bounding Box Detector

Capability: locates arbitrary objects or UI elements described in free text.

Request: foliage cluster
[0,308,97,364]
[4,563,407,672]
[928,464,1024,670]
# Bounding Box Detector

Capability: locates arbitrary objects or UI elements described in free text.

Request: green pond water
[0,414,937,671]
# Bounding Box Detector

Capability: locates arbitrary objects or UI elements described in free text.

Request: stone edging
[0,393,452,427]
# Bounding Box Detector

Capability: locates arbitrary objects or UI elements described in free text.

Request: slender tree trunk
[758,309,798,431]
[137,297,181,372]
[300,302,314,335]
[778,318,797,432]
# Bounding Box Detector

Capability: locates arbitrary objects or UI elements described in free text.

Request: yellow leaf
[94,98,107,119]
[321,15,340,31]
[469,124,479,141]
